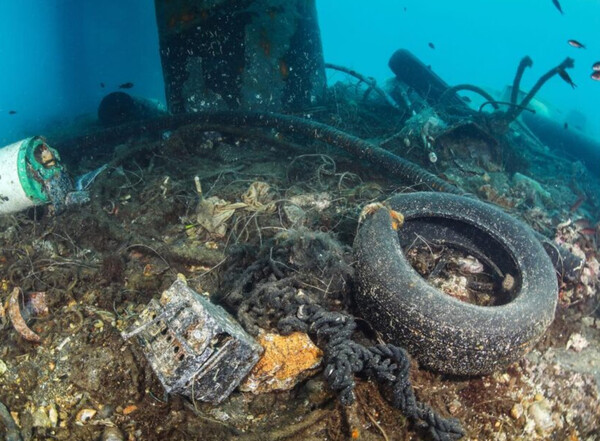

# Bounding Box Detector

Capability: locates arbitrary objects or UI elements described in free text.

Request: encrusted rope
[234,266,464,441]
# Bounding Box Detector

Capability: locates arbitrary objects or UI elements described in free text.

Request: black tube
[510,56,533,106]
[438,84,499,110]
[58,111,462,195]
[507,57,574,122]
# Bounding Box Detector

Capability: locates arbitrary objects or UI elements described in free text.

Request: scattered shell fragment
[510,403,524,419]
[122,404,138,415]
[48,403,58,427]
[76,408,97,424]
[457,255,484,274]
[32,406,52,428]
[288,192,331,212]
[447,399,462,415]
[566,332,589,352]
[240,331,323,394]
[0,359,6,376]
[8,287,41,342]
[102,426,125,441]
[502,273,515,291]
[528,401,555,433]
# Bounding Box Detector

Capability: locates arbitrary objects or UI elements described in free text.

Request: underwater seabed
[0,80,599,440]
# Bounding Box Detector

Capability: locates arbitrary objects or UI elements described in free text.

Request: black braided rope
[236,278,464,441]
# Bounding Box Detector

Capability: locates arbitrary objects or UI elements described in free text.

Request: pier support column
[154,0,326,113]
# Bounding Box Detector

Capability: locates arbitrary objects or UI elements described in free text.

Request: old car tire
[354,192,558,376]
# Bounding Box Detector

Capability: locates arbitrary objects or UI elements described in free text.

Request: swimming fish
[552,0,564,14]
[428,42,435,49]
[592,62,600,71]
[100,82,105,88]
[567,39,585,49]
[558,68,576,88]
[592,71,600,81]
[8,110,16,115]
[119,82,134,89]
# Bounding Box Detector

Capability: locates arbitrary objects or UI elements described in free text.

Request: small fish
[8,110,16,115]
[118,82,134,89]
[558,68,577,88]
[552,0,564,14]
[428,42,435,49]
[568,39,585,49]
[461,96,472,103]
[579,227,596,236]
[563,122,568,129]
[574,218,591,228]
[592,71,600,81]
[570,194,586,212]
[100,82,105,88]
[593,62,600,71]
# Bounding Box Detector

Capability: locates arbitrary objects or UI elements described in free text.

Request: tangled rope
[236,280,463,441]
[222,230,464,441]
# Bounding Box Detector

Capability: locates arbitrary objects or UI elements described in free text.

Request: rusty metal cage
[123,279,262,404]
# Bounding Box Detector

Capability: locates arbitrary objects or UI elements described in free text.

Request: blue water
[318,0,600,138]
[0,0,599,143]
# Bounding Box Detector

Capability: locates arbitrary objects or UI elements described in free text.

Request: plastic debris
[196,181,275,237]
[74,163,108,191]
[241,181,276,213]
[566,332,589,352]
[240,331,322,394]
[196,196,246,237]
[123,278,262,404]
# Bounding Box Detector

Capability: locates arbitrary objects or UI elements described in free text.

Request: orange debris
[240,331,322,393]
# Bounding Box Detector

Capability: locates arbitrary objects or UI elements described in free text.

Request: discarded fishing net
[218,228,464,441]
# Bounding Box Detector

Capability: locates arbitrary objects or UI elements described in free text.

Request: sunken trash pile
[0,54,600,440]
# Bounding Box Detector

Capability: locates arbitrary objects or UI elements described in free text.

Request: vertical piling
[154,0,326,113]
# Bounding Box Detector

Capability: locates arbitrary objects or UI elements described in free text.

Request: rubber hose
[437,84,500,110]
[58,111,462,195]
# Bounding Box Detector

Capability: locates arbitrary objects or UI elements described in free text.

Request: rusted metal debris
[8,287,42,343]
[123,278,262,404]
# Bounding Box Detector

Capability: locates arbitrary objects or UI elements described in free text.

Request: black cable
[57,111,462,195]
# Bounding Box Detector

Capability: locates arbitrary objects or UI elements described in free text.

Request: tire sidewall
[354,192,558,375]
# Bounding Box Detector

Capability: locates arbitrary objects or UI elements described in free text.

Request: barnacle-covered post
[154,0,326,113]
